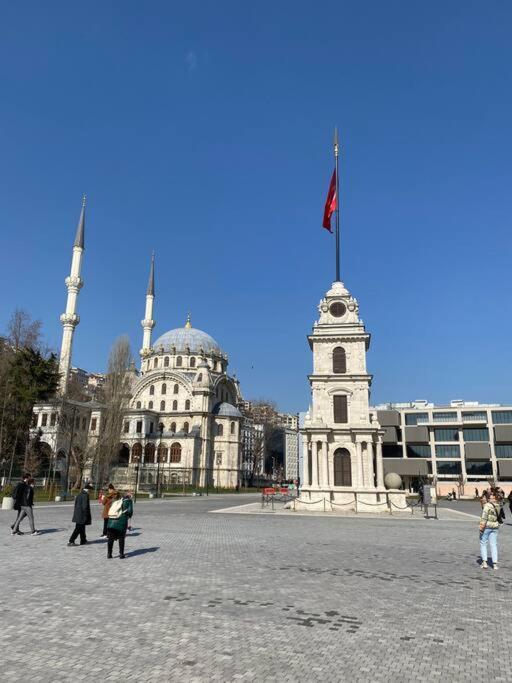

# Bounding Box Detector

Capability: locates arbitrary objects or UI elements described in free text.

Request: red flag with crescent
[322,170,337,232]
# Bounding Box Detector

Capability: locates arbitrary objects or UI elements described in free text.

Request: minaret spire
[59,197,86,394]
[140,252,156,358]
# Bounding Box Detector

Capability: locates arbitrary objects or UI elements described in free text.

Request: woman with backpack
[107,492,133,559]
[479,490,502,570]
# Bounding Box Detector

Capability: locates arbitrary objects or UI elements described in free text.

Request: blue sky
[1,1,511,413]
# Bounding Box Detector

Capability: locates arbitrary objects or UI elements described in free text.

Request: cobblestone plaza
[1,495,510,681]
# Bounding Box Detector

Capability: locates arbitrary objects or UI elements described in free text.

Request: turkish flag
[322,170,337,232]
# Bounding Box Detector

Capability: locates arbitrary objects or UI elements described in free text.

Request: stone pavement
[1,494,511,681]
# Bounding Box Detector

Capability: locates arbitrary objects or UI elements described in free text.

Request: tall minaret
[59,196,86,395]
[140,253,155,357]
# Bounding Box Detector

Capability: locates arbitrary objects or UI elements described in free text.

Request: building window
[91,418,97,431]
[495,444,512,458]
[157,444,168,462]
[406,444,431,458]
[183,422,189,434]
[136,421,142,433]
[436,445,460,458]
[161,383,167,395]
[164,356,169,367]
[149,385,155,396]
[466,460,492,476]
[432,412,457,423]
[41,413,48,427]
[185,399,190,411]
[190,357,196,368]
[382,445,403,458]
[332,347,346,374]
[170,422,176,433]
[144,442,155,464]
[150,421,154,433]
[434,428,459,442]
[217,423,224,436]
[170,442,181,463]
[136,401,141,409]
[148,401,153,410]
[176,356,182,367]
[463,428,489,442]
[333,448,351,486]
[82,417,86,430]
[50,413,57,426]
[231,421,235,435]
[197,373,202,382]
[154,358,158,368]
[173,384,179,394]
[405,413,428,425]
[436,461,462,476]
[333,395,348,423]
[171,400,177,410]
[160,401,165,411]
[123,421,130,433]
[461,411,487,422]
[492,411,512,424]
[131,442,142,462]
[75,416,80,429]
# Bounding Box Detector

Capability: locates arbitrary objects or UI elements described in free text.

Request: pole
[63,405,76,499]
[334,126,340,282]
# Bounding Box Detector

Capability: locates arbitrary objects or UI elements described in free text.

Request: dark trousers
[69,523,87,544]
[107,528,126,557]
[102,518,108,536]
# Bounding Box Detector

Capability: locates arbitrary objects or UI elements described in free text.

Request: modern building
[284,427,299,481]
[375,400,512,495]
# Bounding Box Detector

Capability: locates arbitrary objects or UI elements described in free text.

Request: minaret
[140,253,155,357]
[58,196,86,395]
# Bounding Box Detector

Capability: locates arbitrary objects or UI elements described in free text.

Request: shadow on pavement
[38,528,65,535]
[124,546,159,558]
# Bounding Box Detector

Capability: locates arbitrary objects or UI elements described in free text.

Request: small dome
[212,402,242,418]
[153,327,223,356]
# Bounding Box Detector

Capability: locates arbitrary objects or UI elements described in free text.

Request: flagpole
[334,126,340,282]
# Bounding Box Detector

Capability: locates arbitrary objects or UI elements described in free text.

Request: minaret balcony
[60,313,80,326]
[65,276,83,290]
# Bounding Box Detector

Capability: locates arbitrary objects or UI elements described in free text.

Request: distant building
[284,428,299,481]
[69,366,105,398]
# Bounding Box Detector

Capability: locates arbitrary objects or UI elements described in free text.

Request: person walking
[479,490,501,570]
[107,492,133,559]
[100,483,117,538]
[68,483,93,546]
[11,473,39,536]
[508,490,512,515]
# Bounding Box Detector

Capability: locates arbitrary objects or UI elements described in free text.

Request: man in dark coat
[67,483,93,546]
[11,473,38,535]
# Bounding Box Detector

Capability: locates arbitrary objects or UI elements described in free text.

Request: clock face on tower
[329,301,346,318]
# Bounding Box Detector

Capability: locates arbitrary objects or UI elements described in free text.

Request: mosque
[31,200,244,490]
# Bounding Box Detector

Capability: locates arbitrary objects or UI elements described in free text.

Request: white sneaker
[481,561,488,569]
[493,564,498,571]
[31,531,40,536]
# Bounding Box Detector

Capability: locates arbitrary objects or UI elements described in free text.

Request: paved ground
[1,493,511,681]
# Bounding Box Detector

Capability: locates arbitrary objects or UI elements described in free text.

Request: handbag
[108,499,124,519]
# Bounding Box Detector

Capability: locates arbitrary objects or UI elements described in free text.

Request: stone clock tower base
[296,281,409,516]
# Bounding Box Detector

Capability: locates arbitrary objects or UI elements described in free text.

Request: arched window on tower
[136,401,141,409]
[148,401,153,410]
[149,385,155,396]
[333,395,348,423]
[333,347,347,374]
[185,399,191,411]
[197,373,202,382]
[161,383,167,395]
[176,356,182,367]
[164,356,169,367]
[183,422,189,434]
[173,384,179,394]
[190,357,196,368]
[154,358,158,368]
[170,422,176,433]
[172,400,178,411]
[333,448,352,486]
[160,400,166,411]
[217,423,224,437]
[230,421,235,435]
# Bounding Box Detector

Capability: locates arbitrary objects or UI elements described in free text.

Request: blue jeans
[480,528,498,564]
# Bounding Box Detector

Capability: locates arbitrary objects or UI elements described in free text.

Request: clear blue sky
[1,1,511,413]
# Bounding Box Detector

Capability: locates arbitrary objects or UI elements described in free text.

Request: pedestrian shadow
[124,546,159,558]
[38,528,65,535]
[126,531,141,537]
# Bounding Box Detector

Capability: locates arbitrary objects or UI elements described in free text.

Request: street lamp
[133,452,141,503]
[156,422,164,498]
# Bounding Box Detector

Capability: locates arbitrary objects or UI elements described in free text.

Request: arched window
[131,442,142,462]
[148,401,153,409]
[157,443,168,463]
[117,443,130,465]
[136,401,141,409]
[170,442,182,463]
[333,395,348,423]
[197,373,202,382]
[170,422,176,433]
[190,357,196,368]
[161,383,167,395]
[230,421,235,435]
[154,358,158,368]
[172,400,178,411]
[333,448,352,486]
[217,423,224,436]
[183,422,189,434]
[333,347,347,374]
[160,400,165,411]
[164,356,169,367]
[144,442,156,464]
[185,399,191,411]
[176,356,182,367]
[173,383,179,394]
[149,385,155,396]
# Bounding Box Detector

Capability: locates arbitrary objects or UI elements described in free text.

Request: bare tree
[95,336,133,485]
[7,309,42,351]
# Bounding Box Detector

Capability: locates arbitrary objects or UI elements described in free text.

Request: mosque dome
[212,402,243,418]
[153,325,223,356]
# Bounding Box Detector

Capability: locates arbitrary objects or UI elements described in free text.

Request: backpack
[108,498,124,519]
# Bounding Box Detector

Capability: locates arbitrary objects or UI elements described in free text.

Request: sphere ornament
[384,472,403,490]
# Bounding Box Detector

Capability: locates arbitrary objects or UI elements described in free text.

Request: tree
[94,336,134,485]
[6,309,42,351]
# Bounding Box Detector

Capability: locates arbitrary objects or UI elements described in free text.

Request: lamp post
[63,404,77,500]
[156,422,164,498]
[133,453,140,503]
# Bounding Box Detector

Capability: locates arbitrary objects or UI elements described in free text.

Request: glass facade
[462,411,487,422]
[495,444,512,458]
[434,428,459,442]
[405,413,428,425]
[436,461,462,475]
[463,428,489,442]
[492,411,512,424]
[382,444,403,458]
[466,460,492,476]
[432,412,457,423]
[436,445,461,458]
[406,444,431,458]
